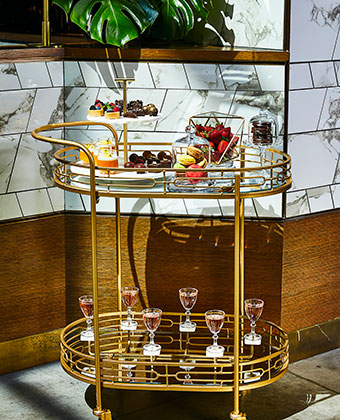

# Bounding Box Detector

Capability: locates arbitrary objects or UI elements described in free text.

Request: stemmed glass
[179,359,196,385]
[205,310,225,358]
[244,299,264,345]
[121,286,139,330]
[179,287,198,332]
[79,295,94,341]
[142,308,162,356]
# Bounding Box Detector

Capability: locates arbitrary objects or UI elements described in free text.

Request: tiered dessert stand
[32,118,291,420]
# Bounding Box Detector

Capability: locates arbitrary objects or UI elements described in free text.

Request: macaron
[178,154,196,167]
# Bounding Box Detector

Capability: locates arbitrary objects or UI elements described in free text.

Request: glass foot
[121,319,138,331]
[243,371,261,383]
[244,332,262,345]
[80,329,94,341]
[206,344,225,358]
[179,321,196,332]
[143,343,161,356]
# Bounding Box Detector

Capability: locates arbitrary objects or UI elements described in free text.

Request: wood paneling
[282,210,340,331]
[0,215,66,342]
[65,214,283,326]
[0,47,64,63]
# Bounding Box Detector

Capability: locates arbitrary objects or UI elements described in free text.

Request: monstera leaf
[151,0,209,40]
[52,0,159,47]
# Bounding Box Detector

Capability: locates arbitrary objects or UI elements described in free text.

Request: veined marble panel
[230,0,284,50]
[120,197,153,214]
[253,194,282,218]
[288,132,338,190]
[290,0,340,62]
[150,198,187,216]
[289,64,313,90]
[47,187,64,212]
[64,61,85,87]
[286,190,310,217]
[310,62,337,88]
[219,65,260,91]
[8,131,62,192]
[288,89,326,134]
[149,63,189,89]
[335,62,340,85]
[157,90,234,132]
[255,65,285,92]
[15,63,52,88]
[219,198,256,218]
[46,62,63,87]
[0,134,20,194]
[330,184,340,208]
[318,87,340,130]
[17,189,53,216]
[79,61,120,88]
[65,191,85,211]
[64,87,99,122]
[64,128,122,145]
[184,64,225,90]
[0,90,34,135]
[114,62,155,89]
[0,193,22,220]
[184,199,222,216]
[27,88,63,132]
[307,186,333,213]
[0,64,21,91]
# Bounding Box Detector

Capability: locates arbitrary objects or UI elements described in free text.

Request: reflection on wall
[64,60,285,219]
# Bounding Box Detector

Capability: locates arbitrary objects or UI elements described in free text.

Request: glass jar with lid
[248,110,278,148]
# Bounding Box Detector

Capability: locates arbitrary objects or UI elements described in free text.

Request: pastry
[178,154,196,167]
[187,145,203,162]
[185,164,207,184]
[97,149,118,173]
[105,105,120,119]
[88,100,105,117]
[197,157,207,168]
[79,144,96,165]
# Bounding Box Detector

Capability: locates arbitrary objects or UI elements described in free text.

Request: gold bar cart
[32,120,291,420]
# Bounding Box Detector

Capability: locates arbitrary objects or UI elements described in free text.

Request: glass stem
[185,310,191,324]
[149,331,155,346]
[127,307,132,322]
[213,333,218,347]
[250,321,256,336]
[86,318,92,331]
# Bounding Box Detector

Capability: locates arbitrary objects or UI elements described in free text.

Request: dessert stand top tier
[32,120,291,200]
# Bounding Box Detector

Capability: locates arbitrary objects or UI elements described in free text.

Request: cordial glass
[79,295,94,341]
[121,286,139,331]
[205,309,225,358]
[179,287,198,332]
[244,298,264,346]
[142,308,162,356]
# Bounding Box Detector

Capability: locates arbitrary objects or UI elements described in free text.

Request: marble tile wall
[287,0,340,217]
[0,62,64,221]
[64,61,285,218]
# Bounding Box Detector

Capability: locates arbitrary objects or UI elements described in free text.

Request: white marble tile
[15,63,52,88]
[0,134,20,194]
[97,196,116,213]
[219,64,260,91]
[289,64,313,90]
[157,89,233,132]
[46,62,63,87]
[184,64,224,90]
[17,189,53,216]
[184,199,221,216]
[65,191,85,211]
[64,61,85,87]
[120,197,152,214]
[286,190,310,217]
[307,186,333,213]
[47,187,64,212]
[64,87,99,122]
[219,197,256,217]
[330,184,340,208]
[113,62,154,89]
[290,0,339,62]
[79,61,119,88]
[0,193,22,220]
[335,61,340,85]
[150,198,187,215]
[255,65,284,91]
[230,0,284,50]
[310,62,337,88]
[253,194,283,218]
[288,89,326,134]
[318,87,340,130]
[8,132,60,192]
[288,132,338,190]
[149,63,189,89]
[0,64,21,90]
[333,31,340,60]
[64,128,122,145]
[27,88,63,132]
[0,90,34,135]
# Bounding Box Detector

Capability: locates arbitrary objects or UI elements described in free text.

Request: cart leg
[93,407,112,420]
[230,411,247,420]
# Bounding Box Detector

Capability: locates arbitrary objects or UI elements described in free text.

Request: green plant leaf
[151,0,209,40]
[52,0,159,47]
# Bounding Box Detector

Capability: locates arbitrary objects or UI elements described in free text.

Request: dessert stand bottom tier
[60,312,289,392]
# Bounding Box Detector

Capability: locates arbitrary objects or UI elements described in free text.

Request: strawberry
[209,141,215,149]
[218,140,229,154]
[221,127,231,139]
[195,124,205,132]
[211,150,222,163]
[215,124,224,131]
[203,125,214,132]
[208,129,222,145]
